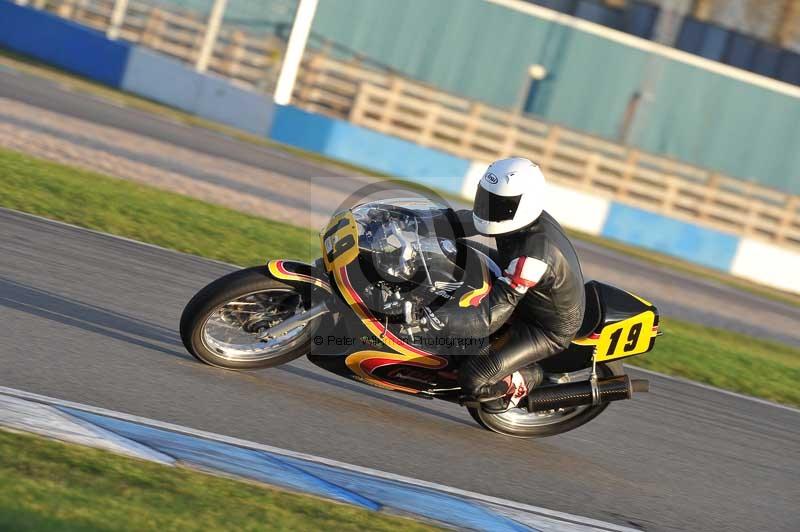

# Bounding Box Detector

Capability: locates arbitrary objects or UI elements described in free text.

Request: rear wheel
[180,267,319,370]
[468,362,623,438]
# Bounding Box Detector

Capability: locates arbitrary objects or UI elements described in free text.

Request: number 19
[608,322,643,354]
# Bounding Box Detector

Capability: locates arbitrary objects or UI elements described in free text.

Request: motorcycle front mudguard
[265,259,332,297]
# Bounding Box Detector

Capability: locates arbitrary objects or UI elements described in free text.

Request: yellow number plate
[594,311,655,362]
[321,211,359,271]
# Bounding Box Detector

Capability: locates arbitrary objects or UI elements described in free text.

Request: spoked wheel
[180,267,320,369]
[468,363,622,438]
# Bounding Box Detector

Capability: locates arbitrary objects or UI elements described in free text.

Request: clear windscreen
[350,199,458,284]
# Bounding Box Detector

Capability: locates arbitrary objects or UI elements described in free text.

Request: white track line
[627,366,800,414]
[0,386,637,532]
[1,207,240,269]
[3,206,797,413]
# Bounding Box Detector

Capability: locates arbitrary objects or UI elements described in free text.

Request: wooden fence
[292,53,395,119]
[289,54,800,247]
[28,0,800,249]
[348,78,800,248]
[35,0,285,90]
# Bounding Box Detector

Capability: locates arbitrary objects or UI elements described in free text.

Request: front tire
[468,362,623,438]
[180,266,318,370]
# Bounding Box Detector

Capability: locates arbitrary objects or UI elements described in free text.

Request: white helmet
[472,157,546,235]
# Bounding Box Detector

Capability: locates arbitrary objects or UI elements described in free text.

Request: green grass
[1,147,799,407]
[0,429,439,532]
[637,317,800,407]
[0,148,318,265]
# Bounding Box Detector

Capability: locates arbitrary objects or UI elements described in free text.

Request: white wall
[193,75,273,136]
[545,183,610,236]
[121,47,273,136]
[121,47,199,112]
[731,238,800,294]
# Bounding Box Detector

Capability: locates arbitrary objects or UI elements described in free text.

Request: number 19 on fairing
[608,322,642,354]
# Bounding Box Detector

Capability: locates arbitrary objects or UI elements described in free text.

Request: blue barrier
[268,105,470,195]
[601,203,740,271]
[0,1,130,87]
[268,105,333,153]
[193,75,274,136]
[121,47,202,115]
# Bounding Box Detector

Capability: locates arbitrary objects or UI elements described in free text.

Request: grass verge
[1,148,798,407]
[2,47,797,307]
[637,317,800,407]
[0,429,438,532]
[0,147,318,265]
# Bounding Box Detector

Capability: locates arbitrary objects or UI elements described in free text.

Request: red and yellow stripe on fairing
[333,266,446,393]
[344,350,440,393]
[267,260,331,293]
[459,258,490,308]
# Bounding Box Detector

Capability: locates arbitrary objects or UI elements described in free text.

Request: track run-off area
[1,67,799,531]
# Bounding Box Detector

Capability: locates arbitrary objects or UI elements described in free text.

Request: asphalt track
[1,67,799,530]
[1,67,799,346]
[1,209,798,532]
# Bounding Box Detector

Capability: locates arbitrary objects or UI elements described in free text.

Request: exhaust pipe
[526,375,648,412]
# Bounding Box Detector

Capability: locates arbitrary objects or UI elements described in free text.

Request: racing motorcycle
[180,198,658,438]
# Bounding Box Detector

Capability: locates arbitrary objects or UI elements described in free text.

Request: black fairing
[541,281,657,374]
[594,281,654,325]
[575,280,653,339]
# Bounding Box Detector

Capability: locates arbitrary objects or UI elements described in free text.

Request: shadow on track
[0,278,474,427]
[0,278,189,360]
[276,365,476,428]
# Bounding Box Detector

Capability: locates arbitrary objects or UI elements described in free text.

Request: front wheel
[468,362,623,438]
[180,266,319,370]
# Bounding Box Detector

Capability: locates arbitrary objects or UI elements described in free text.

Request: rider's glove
[500,257,548,294]
[420,305,445,331]
[404,301,445,331]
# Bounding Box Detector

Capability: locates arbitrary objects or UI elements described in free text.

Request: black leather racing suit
[433,209,586,399]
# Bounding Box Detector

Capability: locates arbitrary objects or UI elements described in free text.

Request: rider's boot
[479,364,543,413]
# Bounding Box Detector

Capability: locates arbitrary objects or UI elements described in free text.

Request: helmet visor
[474,186,522,223]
